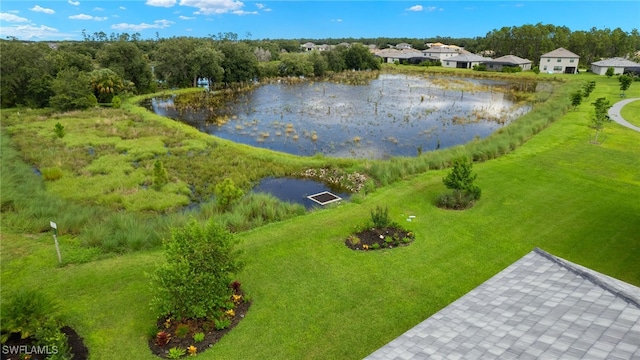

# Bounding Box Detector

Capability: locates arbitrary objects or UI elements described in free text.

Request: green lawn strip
[620,97,640,127]
[1,74,639,359]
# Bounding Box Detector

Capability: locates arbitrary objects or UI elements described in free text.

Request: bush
[150,218,243,320]
[214,178,244,210]
[1,289,59,342]
[370,205,390,228]
[41,167,63,181]
[437,157,481,209]
[111,95,122,109]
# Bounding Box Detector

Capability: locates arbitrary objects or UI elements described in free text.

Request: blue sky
[1,1,638,41]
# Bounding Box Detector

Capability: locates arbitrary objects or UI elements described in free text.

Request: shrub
[167,347,186,359]
[152,160,169,191]
[111,95,122,108]
[175,323,190,338]
[41,167,63,181]
[0,289,59,342]
[214,178,244,210]
[370,205,390,229]
[214,318,232,330]
[193,332,205,343]
[437,157,481,209]
[150,218,243,320]
[54,122,66,138]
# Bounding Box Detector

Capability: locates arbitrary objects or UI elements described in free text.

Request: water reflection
[145,74,532,158]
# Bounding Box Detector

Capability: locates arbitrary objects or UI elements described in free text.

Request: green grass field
[1,72,639,359]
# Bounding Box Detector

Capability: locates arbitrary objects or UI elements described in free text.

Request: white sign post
[50,221,62,264]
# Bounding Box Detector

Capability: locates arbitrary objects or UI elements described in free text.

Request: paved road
[608,97,640,132]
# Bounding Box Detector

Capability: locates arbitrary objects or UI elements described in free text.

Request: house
[422,46,460,61]
[590,57,640,75]
[301,42,316,52]
[315,44,331,52]
[540,47,580,74]
[486,55,533,71]
[366,248,640,359]
[395,43,413,50]
[442,53,491,69]
[373,49,434,64]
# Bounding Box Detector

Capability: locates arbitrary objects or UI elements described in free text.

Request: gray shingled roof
[446,53,490,62]
[591,57,640,67]
[541,47,580,58]
[365,248,640,360]
[491,55,532,65]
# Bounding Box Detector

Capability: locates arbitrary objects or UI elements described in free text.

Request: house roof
[423,47,459,54]
[365,248,640,360]
[446,53,490,62]
[490,55,532,65]
[541,47,580,59]
[591,57,640,67]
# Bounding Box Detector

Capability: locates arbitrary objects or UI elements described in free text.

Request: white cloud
[111,19,174,31]
[256,3,264,9]
[0,12,29,22]
[120,6,126,10]
[331,18,343,22]
[146,0,177,7]
[30,5,55,14]
[179,0,244,15]
[232,10,257,15]
[0,24,73,40]
[426,6,441,12]
[68,14,107,21]
[179,15,195,19]
[407,5,423,12]
[93,7,104,11]
[68,0,80,5]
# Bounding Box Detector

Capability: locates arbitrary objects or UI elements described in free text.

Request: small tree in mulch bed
[148,218,250,358]
[345,206,414,251]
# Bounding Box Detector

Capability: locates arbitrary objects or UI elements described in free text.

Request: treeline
[1,24,638,109]
[0,36,380,109]
[479,24,640,65]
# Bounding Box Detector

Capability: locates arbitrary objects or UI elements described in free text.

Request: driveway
[608,98,640,132]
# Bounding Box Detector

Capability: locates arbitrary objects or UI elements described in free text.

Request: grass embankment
[1,72,639,359]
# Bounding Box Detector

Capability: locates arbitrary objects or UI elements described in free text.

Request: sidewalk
[608,98,640,132]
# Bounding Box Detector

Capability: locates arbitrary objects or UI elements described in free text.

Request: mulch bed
[1,326,88,360]
[345,226,414,250]
[148,295,251,358]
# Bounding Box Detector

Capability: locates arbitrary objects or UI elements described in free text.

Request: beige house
[590,57,640,75]
[540,48,580,74]
[422,47,460,61]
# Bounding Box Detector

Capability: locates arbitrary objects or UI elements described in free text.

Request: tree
[619,75,632,96]
[583,81,596,98]
[278,53,313,77]
[152,160,169,191]
[0,40,55,108]
[214,178,244,210]
[96,41,154,93]
[186,41,225,87]
[605,67,615,77]
[437,157,481,209]
[308,50,328,77]
[343,43,381,71]
[89,68,129,103]
[49,68,93,111]
[590,97,611,144]
[570,90,583,110]
[218,41,258,84]
[150,218,242,320]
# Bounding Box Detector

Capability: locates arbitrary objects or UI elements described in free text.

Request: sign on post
[50,221,62,264]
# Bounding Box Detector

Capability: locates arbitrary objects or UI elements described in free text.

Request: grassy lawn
[620,96,640,127]
[1,72,639,359]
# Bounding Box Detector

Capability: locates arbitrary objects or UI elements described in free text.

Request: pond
[252,177,350,209]
[145,73,533,159]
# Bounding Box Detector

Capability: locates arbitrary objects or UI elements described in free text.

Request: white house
[422,47,460,61]
[442,53,490,69]
[301,42,316,52]
[590,57,640,75]
[539,48,580,74]
[487,55,533,71]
